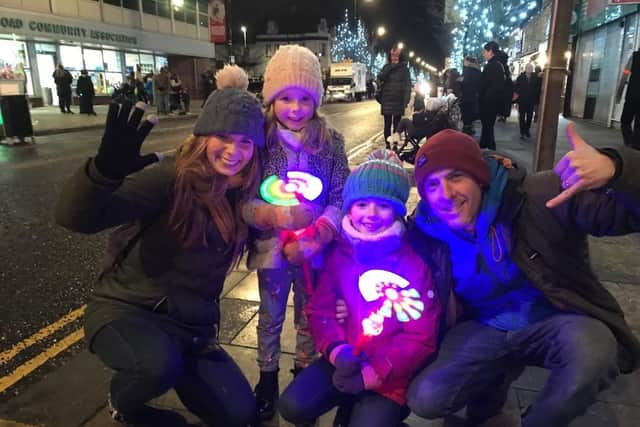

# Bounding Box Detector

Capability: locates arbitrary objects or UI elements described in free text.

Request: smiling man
[406,128,640,427]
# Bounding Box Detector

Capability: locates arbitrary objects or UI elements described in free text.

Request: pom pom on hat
[214,65,249,90]
[192,65,265,146]
[414,129,490,199]
[343,149,410,217]
[262,45,324,106]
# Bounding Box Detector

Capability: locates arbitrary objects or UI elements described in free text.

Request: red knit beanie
[414,129,490,199]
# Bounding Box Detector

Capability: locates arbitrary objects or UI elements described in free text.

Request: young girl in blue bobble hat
[241,44,350,421]
[277,149,441,427]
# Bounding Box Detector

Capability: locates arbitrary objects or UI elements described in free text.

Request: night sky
[229,0,448,68]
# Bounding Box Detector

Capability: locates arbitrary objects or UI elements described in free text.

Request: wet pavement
[1,103,639,426]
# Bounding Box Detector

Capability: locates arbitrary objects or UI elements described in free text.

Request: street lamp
[241,25,247,48]
[377,26,386,37]
[397,42,404,50]
[409,51,414,58]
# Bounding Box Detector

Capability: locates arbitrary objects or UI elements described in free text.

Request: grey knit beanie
[193,65,265,146]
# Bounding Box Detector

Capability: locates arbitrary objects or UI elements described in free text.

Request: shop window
[101,72,126,95]
[185,9,196,24]
[60,45,83,71]
[35,43,56,54]
[103,50,122,73]
[173,0,196,23]
[139,54,154,75]
[197,0,207,14]
[142,0,156,14]
[155,56,168,71]
[0,39,33,95]
[199,13,207,27]
[157,0,170,18]
[122,0,139,10]
[84,49,104,71]
[125,52,140,73]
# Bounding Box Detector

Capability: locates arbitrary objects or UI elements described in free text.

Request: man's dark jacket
[409,147,640,373]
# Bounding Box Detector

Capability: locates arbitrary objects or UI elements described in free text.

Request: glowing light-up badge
[354,269,428,354]
[260,171,323,206]
[358,269,425,329]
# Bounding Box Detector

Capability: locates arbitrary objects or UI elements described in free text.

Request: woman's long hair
[169,134,261,268]
[264,104,333,154]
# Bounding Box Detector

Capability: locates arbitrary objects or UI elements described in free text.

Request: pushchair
[392,97,460,164]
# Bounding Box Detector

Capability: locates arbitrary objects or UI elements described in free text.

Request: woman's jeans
[279,358,409,427]
[407,314,619,427]
[91,316,256,427]
[257,267,316,372]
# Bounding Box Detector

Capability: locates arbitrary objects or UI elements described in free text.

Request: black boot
[254,370,279,421]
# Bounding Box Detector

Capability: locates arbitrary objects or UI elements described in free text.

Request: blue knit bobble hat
[343,149,410,217]
[193,65,265,147]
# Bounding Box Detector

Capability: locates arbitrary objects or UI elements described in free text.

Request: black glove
[332,371,364,395]
[94,101,159,180]
[333,345,363,376]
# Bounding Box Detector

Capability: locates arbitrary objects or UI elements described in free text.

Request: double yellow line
[0,306,86,393]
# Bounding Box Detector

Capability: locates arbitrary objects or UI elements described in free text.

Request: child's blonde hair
[264,104,334,154]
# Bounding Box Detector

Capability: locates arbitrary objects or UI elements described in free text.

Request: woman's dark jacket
[55,157,236,346]
[378,62,411,116]
[409,147,640,374]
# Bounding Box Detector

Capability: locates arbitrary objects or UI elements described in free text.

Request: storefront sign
[0,14,137,46]
[209,0,226,43]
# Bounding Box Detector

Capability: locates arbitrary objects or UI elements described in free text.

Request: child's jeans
[279,358,409,427]
[257,267,316,372]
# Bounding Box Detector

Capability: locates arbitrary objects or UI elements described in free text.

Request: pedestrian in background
[515,63,539,139]
[378,48,411,148]
[53,64,73,114]
[201,67,216,107]
[621,50,640,149]
[54,65,265,427]
[533,65,543,123]
[143,73,154,105]
[241,44,350,422]
[153,66,170,115]
[76,69,96,116]
[478,41,504,149]
[461,56,481,136]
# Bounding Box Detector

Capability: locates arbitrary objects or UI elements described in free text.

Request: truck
[325,62,367,102]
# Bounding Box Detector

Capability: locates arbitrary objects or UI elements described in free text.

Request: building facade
[235,19,332,81]
[570,1,639,126]
[0,0,217,105]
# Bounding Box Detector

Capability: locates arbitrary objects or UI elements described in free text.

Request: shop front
[570,2,639,126]
[0,6,214,106]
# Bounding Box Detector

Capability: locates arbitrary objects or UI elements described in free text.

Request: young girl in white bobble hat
[241,44,350,421]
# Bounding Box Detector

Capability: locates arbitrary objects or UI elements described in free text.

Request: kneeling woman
[55,66,263,427]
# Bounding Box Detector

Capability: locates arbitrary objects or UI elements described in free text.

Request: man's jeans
[407,314,619,427]
[279,358,409,427]
[156,91,170,114]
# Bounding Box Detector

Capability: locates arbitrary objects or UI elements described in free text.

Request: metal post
[533,0,574,172]
[226,0,233,63]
